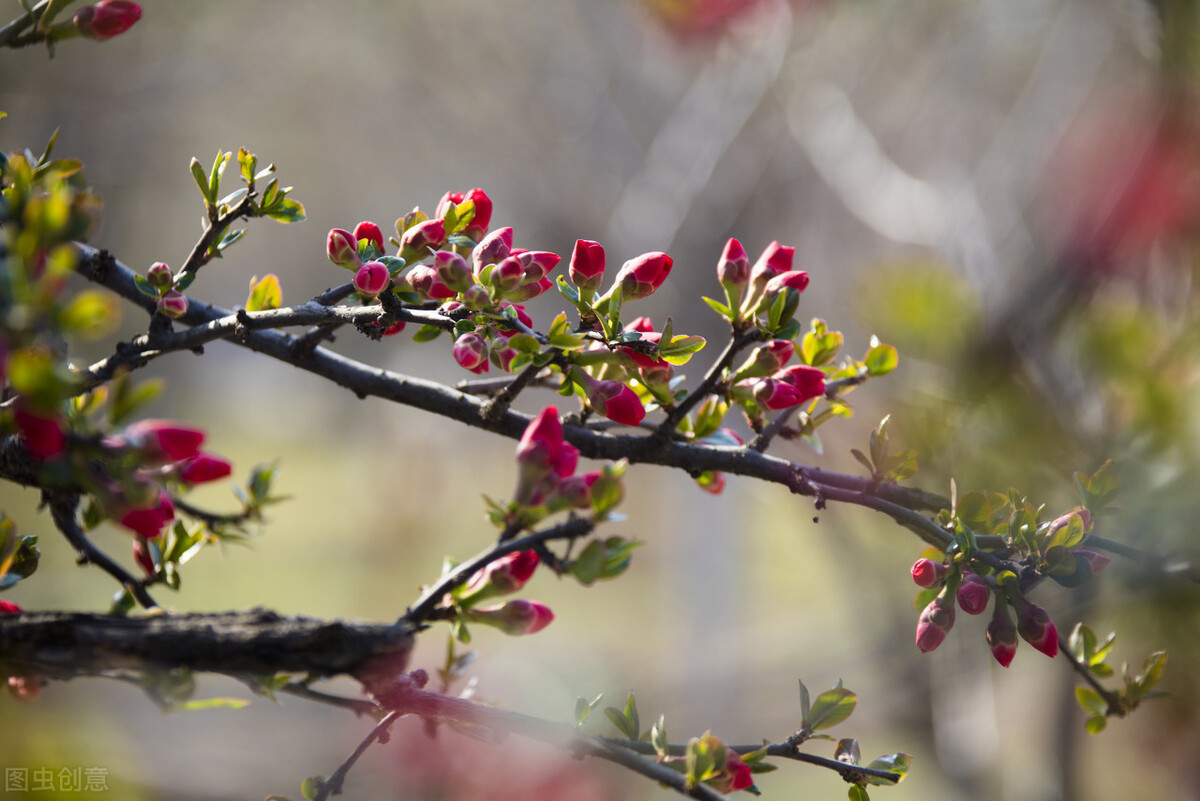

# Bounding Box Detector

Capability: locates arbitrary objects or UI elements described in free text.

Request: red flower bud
[763,270,810,297]
[452,332,489,374]
[572,368,646,426]
[957,573,991,615]
[465,599,555,635]
[461,550,540,602]
[353,261,391,297]
[14,405,65,460]
[73,0,141,40]
[915,594,956,653]
[326,228,360,269]
[118,491,175,539]
[776,365,826,402]
[434,251,473,293]
[1072,549,1110,575]
[473,227,514,274]
[156,290,188,319]
[0,600,22,615]
[382,320,407,336]
[515,407,578,478]
[613,251,673,301]
[717,237,751,291]
[123,419,206,462]
[910,557,946,588]
[399,218,447,254]
[406,265,457,301]
[146,261,173,288]
[516,250,561,284]
[569,239,606,296]
[987,601,1019,668]
[177,453,233,484]
[1016,598,1058,658]
[747,376,808,411]
[732,339,794,381]
[353,221,385,256]
[132,538,156,577]
[504,276,553,302]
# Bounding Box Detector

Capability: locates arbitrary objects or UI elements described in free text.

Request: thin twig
[178,191,257,279]
[312,711,402,801]
[657,327,763,437]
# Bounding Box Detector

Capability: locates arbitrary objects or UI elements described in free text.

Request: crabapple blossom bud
[776,365,826,402]
[1072,549,1110,575]
[399,218,447,254]
[1016,599,1059,658]
[612,251,673,301]
[569,239,606,296]
[434,251,473,293]
[732,340,794,381]
[132,538,156,576]
[763,270,810,298]
[709,748,754,794]
[353,221,385,255]
[157,290,188,318]
[461,284,493,311]
[0,600,22,614]
[326,228,360,269]
[987,601,1019,668]
[571,368,646,426]
[910,557,946,588]
[14,405,65,460]
[452,332,489,374]
[353,261,391,297]
[465,599,555,635]
[504,276,553,302]
[515,407,578,478]
[717,237,751,291]
[73,0,141,40]
[460,550,540,603]
[177,453,234,484]
[1046,508,1093,538]
[516,250,561,284]
[915,594,956,653]
[123,419,205,462]
[382,321,406,336]
[473,227,513,274]
[748,377,808,411]
[490,339,520,373]
[741,241,795,313]
[437,188,493,240]
[146,261,173,288]
[118,490,175,539]
[406,265,456,301]
[556,473,597,509]
[491,256,525,294]
[957,573,991,615]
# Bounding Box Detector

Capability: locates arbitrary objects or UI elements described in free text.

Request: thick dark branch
[0,609,415,680]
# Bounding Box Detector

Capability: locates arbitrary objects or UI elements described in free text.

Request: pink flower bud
[709,748,755,794]
[14,405,65,460]
[732,340,794,381]
[473,227,514,274]
[491,256,526,293]
[915,594,956,653]
[987,601,1019,668]
[695,470,726,495]
[132,538,156,577]
[717,237,751,290]
[434,251,473,293]
[569,239,606,296]
[749,241,794,284]
[516,250,561,284]
[157,290,188,319]
[763,270,810,297]
[118,490,175,539]
[382,320,407,336]
[399,219,447,254]
[515,407,578,478]
[1016,598,1058,658]
[957,573,991,615]
[123,419,206,462]
[504,276,553,303]
[1072,549,1110,575]
[466,599,555,635]
[177,453,233,484]
[452,332,489,374]
[461,550,540,602]
[613,251,673,301]
[490,339,520,373]
[73,0,141,40]
[326,228,360,269]
[572,369,647,426]
[746,376,807,411]
[776,365,826,403]
[353,261,391,297]
[146,261,173,288]
[353,221,385,256]
[1046,508,1093,538]
[406,265,456,301]
[910,558,946,588]
[0,600,23,615]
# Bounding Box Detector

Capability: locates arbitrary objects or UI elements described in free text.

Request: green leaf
[208,150,230,205]
[864,342,898,376]
[190,157,213,206]
[107,374,165,426]
[702,296,733,320]
[133,273,160,299]
[659,335,706,365]
[300,776,323,801]
[413,324,443,343]
[574,693,603,727]
[238,148,257,184]
[60,290,118,339]
[1074,686,1108,717]
[651,715,669,757]
[799,679,811,723]
[173,697,251,712]
[246,274,282,312]
[264,197,306,223]
[1136,651,1168,696]
[834,738,860,765]
[865,753,912,785]
[572,540,606,586]
[1085,715,1107,734]
[623,690,640,739]
[848,784,870,801]
[806,685,856,731]
[851,448,875,475]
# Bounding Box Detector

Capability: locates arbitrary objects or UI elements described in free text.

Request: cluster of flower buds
[446,549,555,636]
[730,363,826,412]
[97,419,234,539]
[716,238,809,325]
[911,556,1060,665]
[139,262,189,319]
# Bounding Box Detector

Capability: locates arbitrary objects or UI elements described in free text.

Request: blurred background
[2,0,1200,799]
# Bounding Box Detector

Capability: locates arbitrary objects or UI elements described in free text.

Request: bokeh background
[2,0,1200,799]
